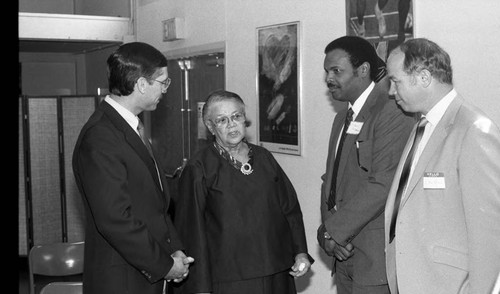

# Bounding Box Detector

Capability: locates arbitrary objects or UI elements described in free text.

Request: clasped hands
[323,231,354,261]
[165,250,195,283]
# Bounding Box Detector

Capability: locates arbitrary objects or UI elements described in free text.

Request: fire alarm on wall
[162,17,185,42]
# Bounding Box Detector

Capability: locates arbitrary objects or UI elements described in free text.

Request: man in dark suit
[384,38,500,294]
[73,42,194,294]
[317,36,414,294]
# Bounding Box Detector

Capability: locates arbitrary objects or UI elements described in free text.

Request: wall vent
[162,17,185,42]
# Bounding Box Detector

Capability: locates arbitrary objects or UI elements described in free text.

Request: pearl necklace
[213,141,254,175]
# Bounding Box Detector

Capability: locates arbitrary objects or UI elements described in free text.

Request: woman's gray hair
[202,90,250,127]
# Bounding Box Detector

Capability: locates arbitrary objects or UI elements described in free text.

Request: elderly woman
[173,90,313,294]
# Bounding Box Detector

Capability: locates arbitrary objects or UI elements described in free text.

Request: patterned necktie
[137,119,163,191]
[389,117,428,242]
[327,108,354,210]
[137,119,154,158]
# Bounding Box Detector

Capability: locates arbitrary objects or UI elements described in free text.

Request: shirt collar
[421,88,457,126]
[349,81,375,119]
[104,95,140,131]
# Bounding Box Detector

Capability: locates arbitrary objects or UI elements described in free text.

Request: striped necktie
[389,117,428,242]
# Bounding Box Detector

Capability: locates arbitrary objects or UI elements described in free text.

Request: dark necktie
[137,119,163,191]
[327,108,354,210]
[137,119,154,158]
[389,117,428,242]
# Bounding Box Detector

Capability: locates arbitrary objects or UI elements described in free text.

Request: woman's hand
[289,253,312,277]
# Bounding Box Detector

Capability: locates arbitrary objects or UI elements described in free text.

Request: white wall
[136,1,500,293]
[414,0,500,125]
[135,0,226,55]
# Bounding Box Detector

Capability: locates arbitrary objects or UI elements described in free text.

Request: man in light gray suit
[384,38,500,294]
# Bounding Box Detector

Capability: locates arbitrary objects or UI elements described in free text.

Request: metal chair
[28,241,84,294]
[39,282,83,294]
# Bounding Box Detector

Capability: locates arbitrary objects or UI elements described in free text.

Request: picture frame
[346,0,414,61]
[256,21,301,155]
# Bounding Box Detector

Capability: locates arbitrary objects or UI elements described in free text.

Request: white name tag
[423,172,446,189]
[347,122,364,135]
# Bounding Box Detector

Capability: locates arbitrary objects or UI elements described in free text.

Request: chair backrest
[40,282,83,294]
[28,241,84,294]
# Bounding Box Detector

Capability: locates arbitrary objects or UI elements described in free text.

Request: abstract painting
[256,21,301,155]
[346,0,414,61]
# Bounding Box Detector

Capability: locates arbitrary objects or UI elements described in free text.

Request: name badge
[347,122,363,135]
[423,172,446,189]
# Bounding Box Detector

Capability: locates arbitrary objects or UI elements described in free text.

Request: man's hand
[165,250,195,283]
[318,224,354,260]
[332,241,354,261]
[323,230,354,261]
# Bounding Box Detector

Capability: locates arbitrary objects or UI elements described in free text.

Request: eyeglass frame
[211,112,246,128]
[149,77,171,89]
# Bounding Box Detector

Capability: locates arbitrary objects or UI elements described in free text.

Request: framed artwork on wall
[346,0,414,61]
[256,21,301,156]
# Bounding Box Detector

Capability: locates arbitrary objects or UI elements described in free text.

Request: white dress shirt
[104,95,163,191]
[408,88,457,181]
[104,95,142,136]
[335,82,375,156]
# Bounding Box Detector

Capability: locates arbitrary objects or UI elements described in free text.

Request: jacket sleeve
[266,150,315,264]
[174,161,213,293]
[459,116,500,293]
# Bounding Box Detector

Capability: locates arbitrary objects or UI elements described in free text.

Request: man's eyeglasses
[150,77,171,89]
[212,112,246,128]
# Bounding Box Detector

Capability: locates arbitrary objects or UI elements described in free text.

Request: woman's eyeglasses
[212,112,246,128]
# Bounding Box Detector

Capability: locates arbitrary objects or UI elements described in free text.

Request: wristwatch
[324,231,333,240]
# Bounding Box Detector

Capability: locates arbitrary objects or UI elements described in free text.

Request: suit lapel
[101,102,165,195]
[336,88,379,194]
[401,96,464,206]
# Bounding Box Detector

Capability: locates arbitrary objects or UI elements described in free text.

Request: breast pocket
[433,245,468,271]
[356,139,372,172]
